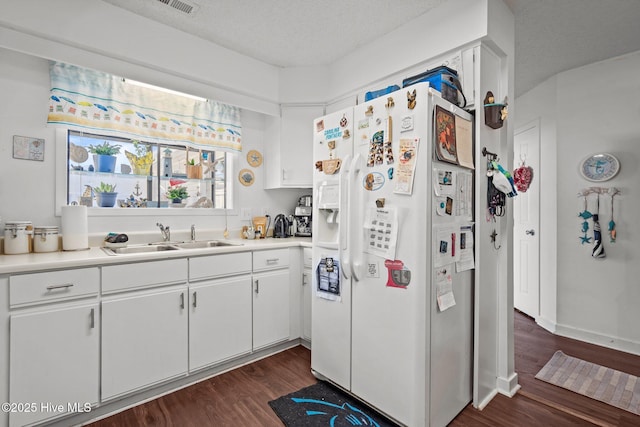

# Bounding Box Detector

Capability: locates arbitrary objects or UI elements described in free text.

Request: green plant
[93,181,117,193]
[87,141,122,156]
[131,140,150,157]
[166,185,188,200]
[187,158,197,166]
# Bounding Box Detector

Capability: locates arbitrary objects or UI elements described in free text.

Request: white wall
[0,48,309,237]
[515,50,640,354]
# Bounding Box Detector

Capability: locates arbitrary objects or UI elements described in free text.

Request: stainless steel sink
[102,240,241,255]
[102,244,180,255]
[173,240,238,249]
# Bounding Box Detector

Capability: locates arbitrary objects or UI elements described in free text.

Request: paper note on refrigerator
[455,115,474,169]
[394,138,419,195]
[456,225,475,272]
[436,266,456,311]
[434,226,460,268]
[365,207,398,259]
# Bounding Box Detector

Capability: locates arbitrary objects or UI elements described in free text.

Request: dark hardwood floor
[88,312,640,426]
[451,311,640,427]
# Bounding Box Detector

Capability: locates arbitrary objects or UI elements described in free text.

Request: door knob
[526,229,535,236]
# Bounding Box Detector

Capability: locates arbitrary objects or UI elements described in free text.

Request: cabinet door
[265,105,324,188]
[102,287,188,400]
[10,303,99,427]
[189,276,252,371]
[302,268,312,341]
[252,269,290,349]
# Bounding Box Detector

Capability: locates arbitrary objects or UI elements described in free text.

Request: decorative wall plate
[579,153,620,182]
[246,150,263,167]
[238,168,255,186]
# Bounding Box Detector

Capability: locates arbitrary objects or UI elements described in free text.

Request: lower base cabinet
[302,268,312,341]
[253,269,290,349]
[101,287,188,400]
[189,276,252,371]
[9,302,99,427]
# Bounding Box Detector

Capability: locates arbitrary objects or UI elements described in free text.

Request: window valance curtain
[47,62,242,152]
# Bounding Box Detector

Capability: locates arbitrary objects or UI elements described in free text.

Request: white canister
[4,221,33,254]
[33,226,60,253]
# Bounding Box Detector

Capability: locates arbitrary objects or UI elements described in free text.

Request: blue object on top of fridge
[364,85,400,101]
[402,65,457,90]
[402,66,465,107]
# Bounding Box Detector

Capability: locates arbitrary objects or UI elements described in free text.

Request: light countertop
[0,237,312,275]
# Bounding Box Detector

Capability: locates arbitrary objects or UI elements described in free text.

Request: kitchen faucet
[191,224,196,241]
[156,222,170,242]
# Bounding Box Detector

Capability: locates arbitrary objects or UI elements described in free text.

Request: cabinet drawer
[9,268,99,307]
[303,248,312,268]
[102,258,187,294]
[189,252,252,281]
[253,249,290,272]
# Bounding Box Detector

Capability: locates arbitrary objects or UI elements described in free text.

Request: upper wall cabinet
[264,105,324,189]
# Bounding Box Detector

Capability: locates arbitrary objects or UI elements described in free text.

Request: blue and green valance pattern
[47,62,242,152]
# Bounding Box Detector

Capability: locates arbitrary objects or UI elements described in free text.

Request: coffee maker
[293,195,312,237]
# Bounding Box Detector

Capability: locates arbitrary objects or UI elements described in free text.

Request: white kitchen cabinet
[302,269,312,342]
[189,276,252,371]
[9,302,99,427]
[302,247,312,342]
[264,105,324,189]
[101,286,188,400]
[252,268,291,349]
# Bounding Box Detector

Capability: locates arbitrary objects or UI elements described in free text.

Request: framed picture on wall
[13,135,45,161]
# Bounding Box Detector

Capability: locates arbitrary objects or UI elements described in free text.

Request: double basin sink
[103,240,241,256]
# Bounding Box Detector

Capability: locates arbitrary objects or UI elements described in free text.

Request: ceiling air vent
[156,0,198,15]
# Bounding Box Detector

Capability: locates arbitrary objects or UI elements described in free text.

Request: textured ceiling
[102,0,640,97]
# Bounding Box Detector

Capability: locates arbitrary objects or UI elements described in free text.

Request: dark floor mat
[268,381,399,426]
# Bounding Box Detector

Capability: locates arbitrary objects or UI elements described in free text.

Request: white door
[189,276,252,371]
[10,303,99,427]
[102,287,188,400]
[252,269,290,349]
[513,121,541,318]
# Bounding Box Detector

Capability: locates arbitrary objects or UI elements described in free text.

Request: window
[67,131,229,210]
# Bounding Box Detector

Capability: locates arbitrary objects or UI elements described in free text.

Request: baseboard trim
[476,388,498,410]
[497,372,520,397]
[554,324,640,357]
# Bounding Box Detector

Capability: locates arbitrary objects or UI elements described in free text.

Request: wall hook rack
[577,187,621,197]
[481,147,499,161]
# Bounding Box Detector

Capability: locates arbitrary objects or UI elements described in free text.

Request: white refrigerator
[311,82,475,427]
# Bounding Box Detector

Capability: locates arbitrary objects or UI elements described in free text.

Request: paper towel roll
[61,205,89,250]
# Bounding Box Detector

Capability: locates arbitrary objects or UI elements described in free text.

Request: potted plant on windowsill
[88,141,122,173]
[93,182,118,207]
[166,185,189,207]
[186,158,203,179]
[125,140,154,176]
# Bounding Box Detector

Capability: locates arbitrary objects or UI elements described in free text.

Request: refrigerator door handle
[339,154,352,279]
[348,154,365,281]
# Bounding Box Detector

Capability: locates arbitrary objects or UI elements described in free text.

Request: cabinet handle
[302,274,308,286]
[180,293,185,309]
[266,258,279,264]
[90,308,95,329]
[282,168,286,181]
[193,291,197,308]
[255,279,259,294]
[46,283,74,291]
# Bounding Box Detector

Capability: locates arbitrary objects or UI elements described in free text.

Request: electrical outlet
[240,208,252,221]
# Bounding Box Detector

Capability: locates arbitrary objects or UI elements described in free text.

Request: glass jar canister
[4,221,33,254]
[33,226,60,253]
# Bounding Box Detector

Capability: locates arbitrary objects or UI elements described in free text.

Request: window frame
[54,129,238,218]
